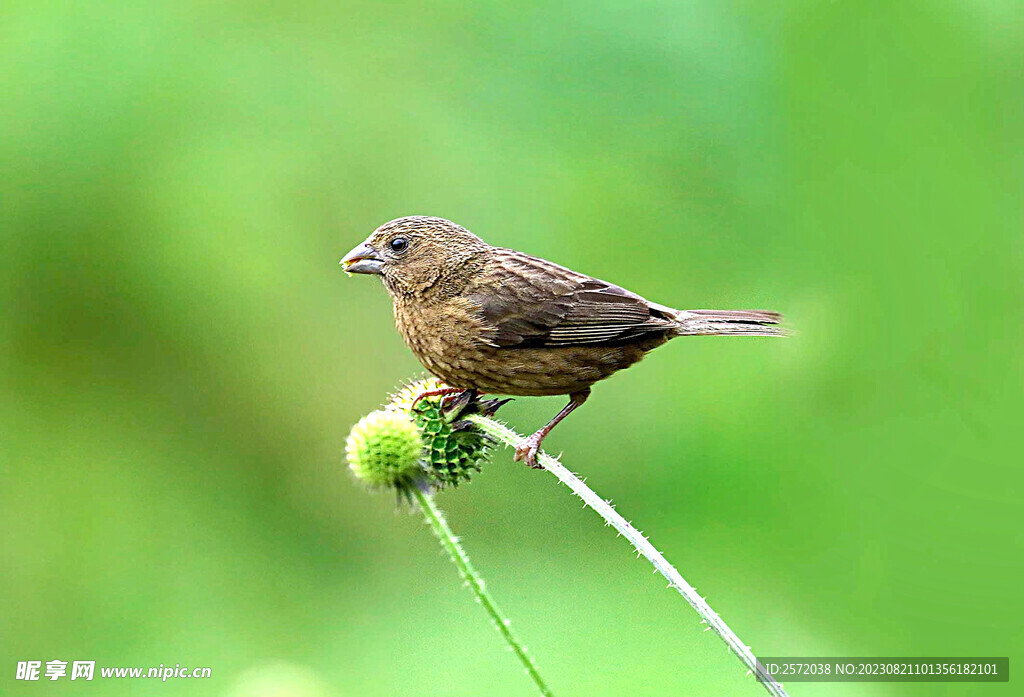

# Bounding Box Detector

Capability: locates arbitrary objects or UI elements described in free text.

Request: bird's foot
[513,435,545,469]
[511,391,589,469]
[411,387,464,411]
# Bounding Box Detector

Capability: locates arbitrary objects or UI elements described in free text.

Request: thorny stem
[466,414,790,697]
[411,486,554,697]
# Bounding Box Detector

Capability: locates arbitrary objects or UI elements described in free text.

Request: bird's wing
[466,249,676,348]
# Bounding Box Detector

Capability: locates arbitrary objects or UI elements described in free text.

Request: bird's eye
[389,237,409,253]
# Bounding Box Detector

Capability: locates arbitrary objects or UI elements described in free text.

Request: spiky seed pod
[387,378,492,488]
[346,409,424,491]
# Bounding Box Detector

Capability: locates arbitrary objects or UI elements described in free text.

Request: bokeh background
[3,1,1021,695]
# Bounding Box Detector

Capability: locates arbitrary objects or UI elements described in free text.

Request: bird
[342,216,783,467]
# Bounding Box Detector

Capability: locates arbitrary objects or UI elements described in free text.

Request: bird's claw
[411,387,463,412]
[513,438,544,469]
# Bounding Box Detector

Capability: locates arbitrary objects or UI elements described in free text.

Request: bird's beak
[340,242,384,275]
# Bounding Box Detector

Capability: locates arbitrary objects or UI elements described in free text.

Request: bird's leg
[411,386,466,411]
[514,389,590,469]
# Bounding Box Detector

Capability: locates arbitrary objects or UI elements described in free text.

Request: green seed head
[387,378,492,488]
[346,409,424,490]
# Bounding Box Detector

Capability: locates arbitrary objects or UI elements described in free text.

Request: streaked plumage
[342,216,782,466]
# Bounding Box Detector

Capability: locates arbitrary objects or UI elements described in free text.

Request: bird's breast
[392,296,490,388]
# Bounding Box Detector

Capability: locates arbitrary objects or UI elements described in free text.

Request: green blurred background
[3,1,1021,695]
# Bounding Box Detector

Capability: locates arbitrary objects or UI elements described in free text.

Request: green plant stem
[411,486,553,697]
[466,414,790,697]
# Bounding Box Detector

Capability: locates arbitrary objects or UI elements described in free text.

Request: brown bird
[342,216,782,467]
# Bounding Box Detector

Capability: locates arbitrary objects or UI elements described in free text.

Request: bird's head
[341,216,488,296]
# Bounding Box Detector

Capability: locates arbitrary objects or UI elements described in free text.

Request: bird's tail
[668,309,785,337]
